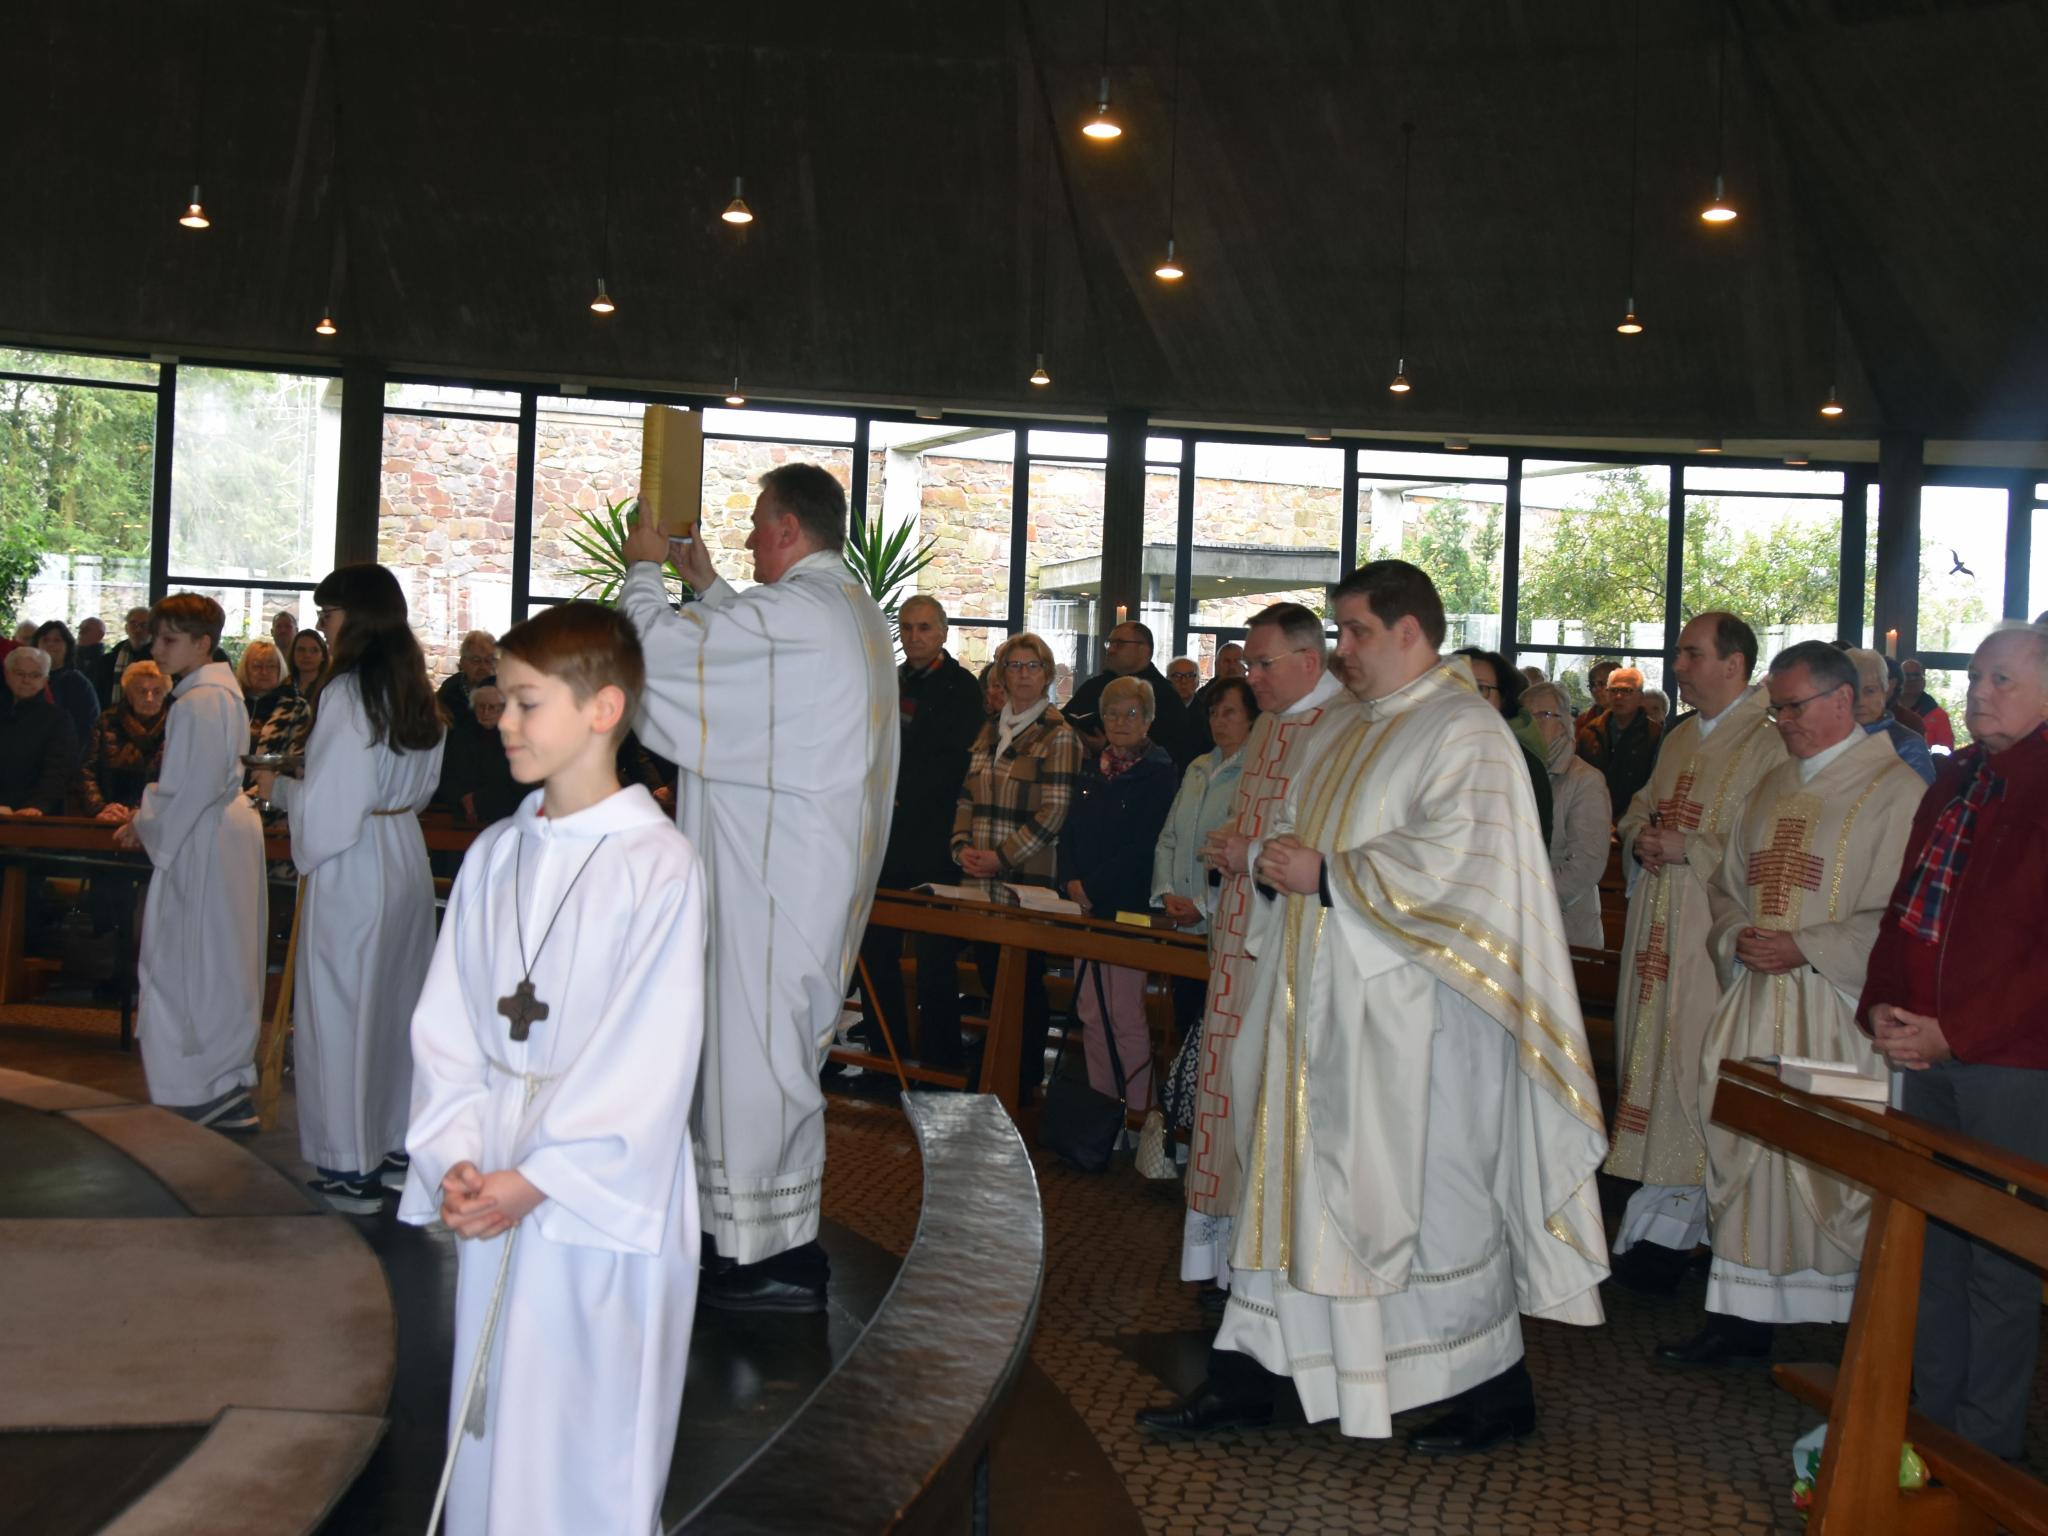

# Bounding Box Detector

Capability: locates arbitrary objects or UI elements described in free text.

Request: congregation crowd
[3,455,2044,1532]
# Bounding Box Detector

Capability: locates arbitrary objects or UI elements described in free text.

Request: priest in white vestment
[1650,642,1921,1366]
[1140,561,1609,1454]
[619,461,897,1310]
[120,601,267,1127]
[1602,613,1785,1292]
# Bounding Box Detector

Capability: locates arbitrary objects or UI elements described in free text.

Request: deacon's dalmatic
[1603,684,1784,1248]
[1182,666,1349,1280]
[1694,728,1921,1321]
[1216,659,1608,1437]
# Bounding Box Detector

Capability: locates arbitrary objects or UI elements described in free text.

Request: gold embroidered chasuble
[1695,729,1921,1281]
[1226,660,1609,1315]
[1603,685,1786,1187]
[1185,670,1352,1219]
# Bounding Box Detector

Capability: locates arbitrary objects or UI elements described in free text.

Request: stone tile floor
[822,1081,2048,1536]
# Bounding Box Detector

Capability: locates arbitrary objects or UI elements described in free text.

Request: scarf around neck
[1099,741,1150,780]
[995,696,1051,760]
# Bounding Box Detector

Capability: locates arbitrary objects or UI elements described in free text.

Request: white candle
[1885,629,1898,659]
[1115,604,1127,625]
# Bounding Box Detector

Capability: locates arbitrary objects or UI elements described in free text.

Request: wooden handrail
[0,810,481,858]
[868,889,1209,981]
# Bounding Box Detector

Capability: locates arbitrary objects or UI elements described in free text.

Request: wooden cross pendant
[497,978,549,1043]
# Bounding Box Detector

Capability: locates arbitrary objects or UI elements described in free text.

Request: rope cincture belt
[423,1057,560,1536]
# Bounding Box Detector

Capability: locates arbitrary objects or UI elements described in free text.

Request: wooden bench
[1711,1060,2048,1535]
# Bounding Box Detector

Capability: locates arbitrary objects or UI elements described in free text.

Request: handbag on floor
[1037,961,1128,1173]
[1161,1015,1203,1132]
[1133,1107,1177,1180]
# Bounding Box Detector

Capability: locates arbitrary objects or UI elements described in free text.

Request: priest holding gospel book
[1656,641,1923,1369]
[618,457,897,1314]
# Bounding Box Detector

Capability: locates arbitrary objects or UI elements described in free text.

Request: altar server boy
[399,601,706,1536]
[114,593,266,1130]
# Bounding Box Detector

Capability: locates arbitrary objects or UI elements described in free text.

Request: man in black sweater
[1,645,80,814]
[1065,619,1193,770]
[856,596,989,1057]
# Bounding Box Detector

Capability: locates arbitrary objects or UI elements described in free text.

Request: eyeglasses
[1104,637,1143,649]
[1765,685,1847,721]
[1606,685,1641,696]
[1246,647,1312,674]
[1103,705,1148,723]
[316,607,342,625]
[1474,682,1501,697]
[1529,708,1566,721]
[1004,659,1044,673]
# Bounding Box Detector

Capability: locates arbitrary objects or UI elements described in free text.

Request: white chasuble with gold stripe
[620,553,898,1264]
[1694,728,1921,1322]
[1604,685,1786,1192]
[1213,659,1608,1438]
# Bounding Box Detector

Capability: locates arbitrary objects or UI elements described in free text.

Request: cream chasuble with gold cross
[1602,685,1785,1253]
[1212,659,1608,1439]
[1693,727,1921,1323]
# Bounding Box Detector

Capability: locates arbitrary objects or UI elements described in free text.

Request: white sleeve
[279,680,378,874]
[132,692,224,869]
[397,851,491,1224]
[519,847,708,1255]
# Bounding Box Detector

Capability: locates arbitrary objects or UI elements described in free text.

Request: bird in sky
[1949,550,1975,577]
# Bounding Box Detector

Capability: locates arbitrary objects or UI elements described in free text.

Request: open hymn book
[1757,1055,1892,1103]
[915,882,1083,916]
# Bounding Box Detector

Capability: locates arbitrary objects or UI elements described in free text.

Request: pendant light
[179,186,211,230]
[1388,121,1415,393]
[589,281,615,315]
[1153,0,1186,282]
[314,310,338,337]
[1818,298,1845,418]
[312,10,347,341]
[721,177,754,225]
[1700,5,1738,224]
[724,376,747,407]
[178,13,213,229]
[1029,117,1055,385]
[723,23,756,225]
[1616,1,1645,333]
[591,9,622,314]
[1029,354,1052,387]
[1082,0,1122,141]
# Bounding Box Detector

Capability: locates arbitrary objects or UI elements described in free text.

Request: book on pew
[1767,1055,1891,1103]
[913,882,1084,916]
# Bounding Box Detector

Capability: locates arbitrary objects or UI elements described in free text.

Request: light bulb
[590,278,615,315]
[1616,299,1644,335]
[724,377,746,407]
[721,175,754,225]
[314,312,337,337]
[1819,388,1845,419]
[1083,75,1121,140]
[1028,353,1051,387]
[1388,358,1411,394]
[1695,439,1723,454]
[1701,173,1737,224]
[179,184,210,229]
[1154,237,1184,281]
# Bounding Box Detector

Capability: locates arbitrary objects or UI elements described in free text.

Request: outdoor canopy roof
[4,0,2044,442]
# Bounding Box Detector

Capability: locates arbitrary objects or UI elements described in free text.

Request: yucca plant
[844,504,939,617]
[562,496,689,605]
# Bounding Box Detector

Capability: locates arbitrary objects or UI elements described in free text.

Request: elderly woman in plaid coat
[914,632,1080,1100]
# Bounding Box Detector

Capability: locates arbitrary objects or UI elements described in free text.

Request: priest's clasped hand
[1869,1003,1954,1071]
[1200,829,1251,877]
[1732,926,1806,974]
[1634,825,1688,872]
[623,509,716,591]
[1254,834,1323,895]
[440,1160,545,1240]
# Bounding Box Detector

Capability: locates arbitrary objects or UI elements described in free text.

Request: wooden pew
[1710,1060,2048,1536]
[843,889,1209,1116]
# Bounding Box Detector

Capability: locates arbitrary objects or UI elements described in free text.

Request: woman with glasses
[1454,646,1554,845]
[1057,675,1179,1112]
[930,632,1080,1101]
[1523,681,1612,948]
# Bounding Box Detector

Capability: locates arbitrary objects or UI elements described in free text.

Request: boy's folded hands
[440,1161,546,1240]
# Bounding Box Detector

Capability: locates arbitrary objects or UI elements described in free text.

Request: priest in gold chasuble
[1143,563,1607,1455]
[1602,614,1786,1288]
[1655,642,1922,1366]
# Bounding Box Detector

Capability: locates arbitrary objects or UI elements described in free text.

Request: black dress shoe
[699,1263,828,1315]
[1134,1381,1275,1439]
[1608,1240,1692,1295]
[1405,1399,1537,1456]
[1653,1314,1772,1367]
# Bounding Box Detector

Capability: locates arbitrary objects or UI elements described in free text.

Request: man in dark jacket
[1,645,81,814]
[1576,664,1662,818]
[856,596,988,1055]
[1066,620,1193,769]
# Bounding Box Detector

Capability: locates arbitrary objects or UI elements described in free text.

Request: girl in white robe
[123,605,267,1123]
[265,565,445,1201]
[400,785,706,1535]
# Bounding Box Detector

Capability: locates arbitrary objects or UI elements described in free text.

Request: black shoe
[1653,1314,1773,1368]
[1608,1240,1691,1295]
[1405,1398,1537,1456]
[376,1152,411,1191]
[1133,1381,1275,1439]
[699,1262,828,1314]
[309,1176,384,1216]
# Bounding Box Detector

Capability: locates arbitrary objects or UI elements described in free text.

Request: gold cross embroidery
[1659,770,1705,831]
[1634,921,1672,1005]
[1746,816,1824,921]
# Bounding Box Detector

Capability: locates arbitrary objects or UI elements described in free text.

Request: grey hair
[6,644,52,677]
[1844,647,1887,691]
[1642,688,1670,715]
[1522,681,1570,717]
[896,594,947,626]
[1246,601,1328,660]
[1101,674,1156,722]
[458,629,499,657]
[1980,622,2048,682]
[1768,639,1858,696]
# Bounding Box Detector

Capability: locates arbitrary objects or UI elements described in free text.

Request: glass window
[866,422,1014,627]
[1516,461,1673,657]
[1356,445,1511,481]
[1918,485,2006,653]
[1358,474,1508,649]
[1918,667,1970,748]
[3,373,157,629]
[1681,492,1843,659]
[167,585,320,661]
[528,397,659,602]
[1027,429,1107,460]
[1863,484,1880,649]
[1024,453,1107,691]
[383,382,519,417]
[1517,649,1671,711]
[0,346,158,386]
[1681,463,1845,496]
[1147,435,1183,464]
[378,411,523,683]
[698,406,854,443]
[702,437,856,594]
[169,367,340,584]
[1187,441,1342,631]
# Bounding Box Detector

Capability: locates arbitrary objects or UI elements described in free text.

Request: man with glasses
[1138,601,1353,1438]
[1576,664,1662,818]
[1166,656,1201,704]
[1604,613,1784,1295]
[1065,619,1193,769]
[1655,640,1922,1367]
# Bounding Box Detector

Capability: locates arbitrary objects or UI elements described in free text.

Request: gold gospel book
[638,405,704,537]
